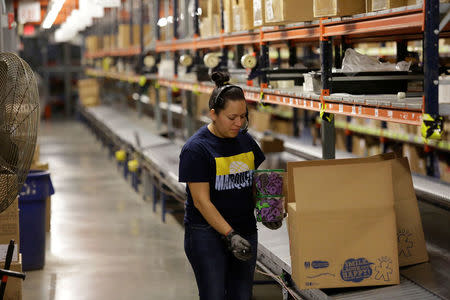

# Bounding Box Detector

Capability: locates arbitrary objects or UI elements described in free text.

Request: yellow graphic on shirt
[215,152,255,191]
[215,152,255,175]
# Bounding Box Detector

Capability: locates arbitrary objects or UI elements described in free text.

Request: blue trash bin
[19,170,54,271]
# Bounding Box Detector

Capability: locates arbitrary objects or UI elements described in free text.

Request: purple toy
[254,170,283,197]
[255,197,284,222]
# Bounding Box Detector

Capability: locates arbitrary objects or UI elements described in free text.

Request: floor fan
[0,52,40,299]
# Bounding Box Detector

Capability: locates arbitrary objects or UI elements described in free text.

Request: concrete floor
[23,119,282,300]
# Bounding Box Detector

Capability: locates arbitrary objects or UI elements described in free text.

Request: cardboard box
[249,109,271,132]
[86,36,100,52]
[287,154,428,268]
[265,0,314,25]
[391,157,428,267]
[78,79,100,107]
[253,0,266,27]
[352,135,366,156]
[196,93,211,117]
[0,196,19,262]
[402,144,426,175]
[371,0,406,11]
[241,0,255,30]
[102,35,111,50]
[287,158,399,289]
[272,120,293,135]
[32,144,40,165]
[438,154,450,183]
[260,136,285,153]
[132,24,152,46]
[0,254,23,300]
[118,24,131,49]
[313,0,365,18]
[231,0,254,31]
[366,136,382,156]
[31,162,49,171]
[224,0,234,32]
[335,129,347,151]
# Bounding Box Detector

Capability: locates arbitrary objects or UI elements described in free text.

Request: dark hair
[209,71,245,114]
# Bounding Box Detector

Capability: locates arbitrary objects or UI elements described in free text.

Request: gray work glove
[263,221,282,230]
[224,230,253,261]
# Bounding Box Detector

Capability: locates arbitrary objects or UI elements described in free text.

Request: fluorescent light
[42,0,66,29]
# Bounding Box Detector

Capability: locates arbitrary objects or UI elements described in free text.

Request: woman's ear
[209,109,217,122]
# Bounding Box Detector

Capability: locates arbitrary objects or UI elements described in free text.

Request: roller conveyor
[79,104,450,300]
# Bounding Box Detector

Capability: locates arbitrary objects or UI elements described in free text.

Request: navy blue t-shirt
[178,126,265,236]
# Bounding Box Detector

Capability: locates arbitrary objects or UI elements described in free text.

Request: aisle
[23,120,198,299]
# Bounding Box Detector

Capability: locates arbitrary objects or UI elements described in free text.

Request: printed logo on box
[374,257,393,282]
[312,261,329,269]
[340,258,374,283]
[398,229,414,257]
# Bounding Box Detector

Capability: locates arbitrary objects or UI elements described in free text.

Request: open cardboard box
[286,153,428,289]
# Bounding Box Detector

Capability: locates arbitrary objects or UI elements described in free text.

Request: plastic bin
[19,170,54,271]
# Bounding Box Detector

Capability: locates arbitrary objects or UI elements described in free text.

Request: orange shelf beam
[323,9,423,38]
[158,79,422,125]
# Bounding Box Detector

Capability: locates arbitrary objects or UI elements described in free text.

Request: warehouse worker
[179,71,282,300]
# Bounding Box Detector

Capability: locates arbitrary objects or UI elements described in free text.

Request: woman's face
[210,99,247,138]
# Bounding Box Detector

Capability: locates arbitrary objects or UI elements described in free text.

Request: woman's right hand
[224,230,253,261]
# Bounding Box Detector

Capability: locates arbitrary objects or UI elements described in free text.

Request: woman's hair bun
[211,71,230,87]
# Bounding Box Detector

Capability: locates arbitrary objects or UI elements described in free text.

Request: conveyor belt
[79,104,450,300]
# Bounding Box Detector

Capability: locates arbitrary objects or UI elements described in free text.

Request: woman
[179,71,282,300]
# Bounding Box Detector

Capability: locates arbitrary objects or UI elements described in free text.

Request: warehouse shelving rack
[84,0,449,171]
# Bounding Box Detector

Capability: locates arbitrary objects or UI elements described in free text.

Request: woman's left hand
[262,221,282,230]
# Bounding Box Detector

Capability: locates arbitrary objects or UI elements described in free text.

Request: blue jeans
[184,223,258,300]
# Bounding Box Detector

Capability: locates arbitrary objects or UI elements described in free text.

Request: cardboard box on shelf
[265,0,314,25]
[260,136,285,153]
[249,109,272,132]
[200,14,221,37]
[132,24,152,47]
[86,36,100,52]
[30,161,49,171]
[352,135,367,156]
[159,87,168,103]
[402,144,426,175]
[224,0,234,32]
[313,0,365,18]
[110,34,117,49]
[439,75,450,104]
[208,0,221,16]
[32,144,40,165]
[78,79,100,107]
[253,0,266,27]
[335,129,347,151]
[371,0,406,11]
[287,157,399,289]
[0,195,20,261]
[196,93,211,118]
[366,136,382,156]
[118,24,131,49]
[102,35,110,50]
[0,254,23,300]
[272,119,293,135]
[231,0,254,31]
[438,154,450,183]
